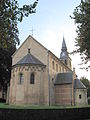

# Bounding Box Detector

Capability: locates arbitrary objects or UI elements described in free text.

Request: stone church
[9,35,87,105]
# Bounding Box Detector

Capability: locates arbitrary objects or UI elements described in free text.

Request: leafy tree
[0,0,38,97]
[80,77,90,97]
[71,0,90,68]
[0,0,38,48]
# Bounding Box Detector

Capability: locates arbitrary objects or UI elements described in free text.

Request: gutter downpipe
[71,73,73,106]
[71,83,72,106]
[47,50,50,106]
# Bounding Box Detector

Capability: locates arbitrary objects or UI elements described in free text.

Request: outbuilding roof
[74,79,86,89]
[54,72,73,85]
[54,72,86,89]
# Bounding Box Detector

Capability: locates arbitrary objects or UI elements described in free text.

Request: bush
[0,98,6,103]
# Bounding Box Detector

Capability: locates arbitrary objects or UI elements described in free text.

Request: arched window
[69,61,71,68]
[19,73,24,84]
[56,64,58,72]
[52,61,55,70]
[30,73,35,84]
[65,60,67,65]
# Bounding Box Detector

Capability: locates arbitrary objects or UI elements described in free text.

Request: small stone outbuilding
[74,78,87,105]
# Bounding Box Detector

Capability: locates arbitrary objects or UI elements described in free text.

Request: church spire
[60,36,72,69]
[60,36,68,60]
[61,36,67,50]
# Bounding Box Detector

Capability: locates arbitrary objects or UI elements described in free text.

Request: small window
[69,61,71,68]
[79,94,82,99]
[56,64,58,72]
[65,60,67,65]
[52,61,55,70]
[52,78,54,81]
[19,73,24,84]
[30,73,35,84]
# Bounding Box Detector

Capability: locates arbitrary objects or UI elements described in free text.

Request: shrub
[0,98,6,103]
[88,97,90,105]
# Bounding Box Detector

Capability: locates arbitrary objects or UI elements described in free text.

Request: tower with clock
[60,37,71,69]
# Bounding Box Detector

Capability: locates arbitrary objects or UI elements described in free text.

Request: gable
[12,35,48,66]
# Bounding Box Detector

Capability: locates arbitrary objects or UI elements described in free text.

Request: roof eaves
[54,82,72,85]
[12,63,46,69]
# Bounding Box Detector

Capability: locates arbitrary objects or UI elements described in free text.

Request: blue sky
[18,0,90,80]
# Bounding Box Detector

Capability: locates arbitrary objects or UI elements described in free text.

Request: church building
[9,35,87,105]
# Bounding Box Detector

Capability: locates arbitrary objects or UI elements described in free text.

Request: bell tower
[60,37,72,69]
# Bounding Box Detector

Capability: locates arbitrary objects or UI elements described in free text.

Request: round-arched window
[30,73,35,84]
[19,73,24,84]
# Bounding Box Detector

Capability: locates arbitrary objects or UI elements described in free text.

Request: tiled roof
[74,79,86,89]
[15,53,45,66]
[54,72,73,85]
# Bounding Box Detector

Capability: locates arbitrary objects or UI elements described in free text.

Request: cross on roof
[30,27,35,36]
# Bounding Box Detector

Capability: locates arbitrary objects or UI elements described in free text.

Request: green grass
[0,103,90,109]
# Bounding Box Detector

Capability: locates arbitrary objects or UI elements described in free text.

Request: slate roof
[60,37,68,59]
[15,53,45,66]
[54,72,86,89]
[54,72,73,85]
[74,79,86,89]
[62,37,67,49]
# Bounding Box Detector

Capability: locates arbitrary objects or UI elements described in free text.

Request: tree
[80,77,90,97]
[71,0,90,68]
[0,0,38,48]
[0,0,38,98]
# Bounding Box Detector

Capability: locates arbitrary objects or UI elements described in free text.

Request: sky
[18,0,90,80]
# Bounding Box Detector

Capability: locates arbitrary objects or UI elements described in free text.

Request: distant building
[9,35,87,105]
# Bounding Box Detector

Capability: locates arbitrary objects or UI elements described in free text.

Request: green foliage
[0,0,38,48]
[71,0,90,68]
[88,97,90,104]
[80,77,90,97]
[0,0,38,94]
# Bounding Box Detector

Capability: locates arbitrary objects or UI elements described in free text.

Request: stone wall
[9,65,49,105]
[74,89,87,105]
[55,84,73,105]
[48,52,72,105]
[12,36,48,66]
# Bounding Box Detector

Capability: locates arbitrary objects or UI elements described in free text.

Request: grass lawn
[0,103,90,109]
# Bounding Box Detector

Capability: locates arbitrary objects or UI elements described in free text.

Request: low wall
[0,107,90,120]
